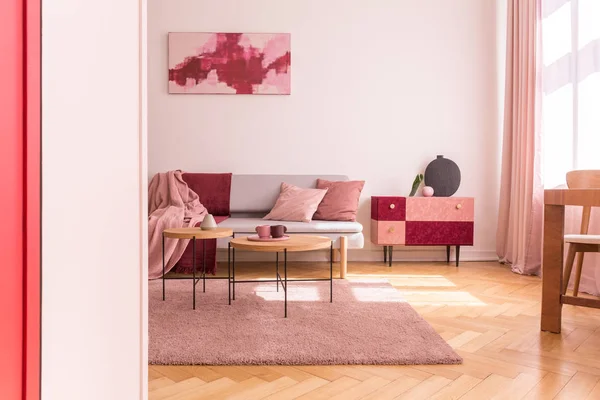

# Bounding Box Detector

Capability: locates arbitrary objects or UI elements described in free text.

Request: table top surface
[163,227,233,239]
[544,188,600,206]
[230,234,332,252]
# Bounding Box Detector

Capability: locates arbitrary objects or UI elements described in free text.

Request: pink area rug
[149,279,462,365]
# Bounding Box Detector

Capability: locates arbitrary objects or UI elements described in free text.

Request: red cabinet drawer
[406,197,474,221]
[405,221,474,245]
[371,196,405,221]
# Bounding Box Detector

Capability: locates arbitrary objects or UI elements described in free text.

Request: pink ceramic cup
[255,225,271,238]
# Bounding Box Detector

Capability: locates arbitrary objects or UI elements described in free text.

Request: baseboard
[216,248,498,263]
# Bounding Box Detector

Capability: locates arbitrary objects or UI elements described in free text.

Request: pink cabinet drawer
[406,197,474,221]
[371,220,405,245]
[371,196,406,221]
[405,221,474,245]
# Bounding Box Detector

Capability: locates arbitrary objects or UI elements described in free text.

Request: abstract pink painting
[168,32,291,95]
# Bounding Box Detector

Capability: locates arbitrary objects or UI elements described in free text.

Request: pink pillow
[313,179,365,221]
[264,182,328,223]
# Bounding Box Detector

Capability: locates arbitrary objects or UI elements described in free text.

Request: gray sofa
[216,174,364,278]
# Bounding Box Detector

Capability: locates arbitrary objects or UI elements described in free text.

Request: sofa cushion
[263,182,328,223]
[218,217,363,234]
[182,173,232,216]
[313,179,365,221]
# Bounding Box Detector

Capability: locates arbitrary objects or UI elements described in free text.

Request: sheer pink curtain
[497,0,544,275]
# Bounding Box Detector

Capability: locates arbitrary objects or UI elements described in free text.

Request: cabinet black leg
[383,246,388,263]
[388,246,393,267]
[456,245,460,267]
[446,246,450,264]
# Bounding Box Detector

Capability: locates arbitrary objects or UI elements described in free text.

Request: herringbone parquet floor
[149,260,600,399]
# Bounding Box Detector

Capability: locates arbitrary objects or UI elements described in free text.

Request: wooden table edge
[544,188,600,206]
[162,227,233,239]
[230,235,333,252]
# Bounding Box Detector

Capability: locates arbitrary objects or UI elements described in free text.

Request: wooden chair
[562,170,600,296]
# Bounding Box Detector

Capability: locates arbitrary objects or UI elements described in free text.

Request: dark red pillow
[313,179,365,221]
[182,173,232,216]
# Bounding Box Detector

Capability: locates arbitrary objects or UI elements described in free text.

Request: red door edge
[1,0,25,398]
[2,1,42,398]
[25,0,41,398]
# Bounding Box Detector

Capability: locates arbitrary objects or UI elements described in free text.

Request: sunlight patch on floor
[350,287,407,303]
[348,273,457,287]
[388,275,457,287]
[399,290,486,306]
[346,277,392,284]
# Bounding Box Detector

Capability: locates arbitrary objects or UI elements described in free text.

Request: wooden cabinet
[371,196,474,266]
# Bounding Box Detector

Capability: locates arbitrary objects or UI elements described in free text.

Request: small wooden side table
[229,235,333,318]
[162,227,233,310]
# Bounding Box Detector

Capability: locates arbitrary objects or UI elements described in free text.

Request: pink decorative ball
[422,186,434,197]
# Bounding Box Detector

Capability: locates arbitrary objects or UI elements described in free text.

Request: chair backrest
[566,170,600,234]
[566,170,600,189]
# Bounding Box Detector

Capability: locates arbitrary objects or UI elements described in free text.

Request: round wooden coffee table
[162,227,233,309]
[229,235,333,317]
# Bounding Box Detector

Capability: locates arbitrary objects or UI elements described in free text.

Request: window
[542,0,600,188]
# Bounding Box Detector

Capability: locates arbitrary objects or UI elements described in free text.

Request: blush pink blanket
[148,171,207,279]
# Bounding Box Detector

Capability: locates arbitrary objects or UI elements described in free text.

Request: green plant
[409,174,424,197]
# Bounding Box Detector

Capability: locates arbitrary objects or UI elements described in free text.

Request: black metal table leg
[383,246,387,263]
[284,248,288,318]
[330,242,333,303]
[232,247,236,300]
[202,240,206,293]
[162,233,165,301]
[389,246,393,267]
[456,245,460,267]
[228,242,231,305]
[276,252,279,292]
[446,246,451,264]
[192,236,196,310]
[162,232,233,309]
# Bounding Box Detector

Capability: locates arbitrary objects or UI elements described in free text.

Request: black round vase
[424,155,461,197]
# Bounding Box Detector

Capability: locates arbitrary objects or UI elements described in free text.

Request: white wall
[42,0,147,399]
[149,0,500,260]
